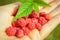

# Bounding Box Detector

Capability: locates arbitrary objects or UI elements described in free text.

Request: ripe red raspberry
[44,14,51,20]
[40,12,46,16]
[27,22,35,30]
[36,23,42,30]
[16,29,24,38]
[22,27,30,35]
[17,18,26,27]
[12,21,16,27]
[31,18,38,24]
[12,21,18,27]
[6,26,17,36]
[38,17,47,25]
[26,18,32,24]
[29,10,39,18]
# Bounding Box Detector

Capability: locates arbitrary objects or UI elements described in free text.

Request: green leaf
[33,0,50,6]
[45,24,60,40]
[33,3,40,13]
[13,2,33,21]
[18,0,33,3]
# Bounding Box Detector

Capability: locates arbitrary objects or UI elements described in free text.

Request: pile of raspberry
[5,10,51,38]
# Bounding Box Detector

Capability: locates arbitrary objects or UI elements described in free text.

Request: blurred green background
[45,24,60,40]
[0,0,60,40]
[0,0,18,6]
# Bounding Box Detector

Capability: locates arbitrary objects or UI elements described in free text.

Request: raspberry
[31,18,38,24]
[40,12,46,16]
[27,22,35,30]
[17,18,26,27]
[36,23,42,30]
[22,27,30,35]
[38,17,47,25]
[26,18,32,24]
[6,26,17,36]
[16,29,24,38]
[29,10,39,18]
[44,14,51,20]
[12,21,18,27]
[12,21,16,27]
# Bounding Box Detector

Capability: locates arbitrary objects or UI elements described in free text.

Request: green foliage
[18,0,33,3]
[13,2,33,21]
[33,0,50,6]
[33,3,39,13]
[12,0,50,21]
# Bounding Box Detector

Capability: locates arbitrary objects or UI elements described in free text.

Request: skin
[40,0,60,13]
[39,5,60,39]
[0,3,31,40]
[28,29,42,40]
[0,0,59,40]
[40,14,60,40]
